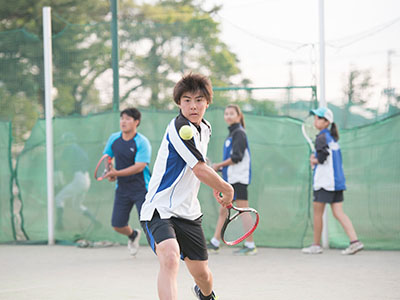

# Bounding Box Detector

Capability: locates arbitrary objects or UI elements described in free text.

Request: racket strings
[223,211,258,244]
[303,116,319,143]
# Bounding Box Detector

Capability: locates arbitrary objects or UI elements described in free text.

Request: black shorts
[140,210,208,261]
[313,189,344,204]
[232,183,248,200]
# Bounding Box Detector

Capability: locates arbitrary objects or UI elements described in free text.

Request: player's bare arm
[192,161,233,207]
[105,162,147,178]
[212,158,233,172]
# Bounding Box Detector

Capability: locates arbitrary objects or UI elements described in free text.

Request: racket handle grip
[218,192,232,208]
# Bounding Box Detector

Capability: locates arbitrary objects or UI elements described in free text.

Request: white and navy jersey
[221,123,251,185]
[103,131,151,192]
[313,128,346,191]
[140,112,211,221]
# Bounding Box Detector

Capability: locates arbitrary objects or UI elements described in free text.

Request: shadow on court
[0,245,399,300]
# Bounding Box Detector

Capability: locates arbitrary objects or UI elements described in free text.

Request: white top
[140,113,211,221]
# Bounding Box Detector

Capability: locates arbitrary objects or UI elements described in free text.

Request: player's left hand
[310,154,318,168]
[105,166,118,179]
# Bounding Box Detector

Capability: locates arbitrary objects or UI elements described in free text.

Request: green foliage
[342,66,374,105]
[342,66,375,127]
[0,0,110,143]
[0,88,40,144]
[0,0,247,143]
[118,0,246,108]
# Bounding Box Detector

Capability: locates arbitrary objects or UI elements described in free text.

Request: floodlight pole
[43,7,55,245]
[319,0,329,249]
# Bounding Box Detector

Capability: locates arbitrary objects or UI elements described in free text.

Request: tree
[0,0,111,144]
[117,0,246,109]
[0,0,247,143]
[342,66,374,127]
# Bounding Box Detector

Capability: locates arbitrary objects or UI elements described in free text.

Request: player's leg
[313,201,326,245]
[235,199,254,242]
[207,206,227,252]
[141,211,181,300]
[302,197,325,254]
[331,200,363,254]
[171,215,217,299]
[212,206,228,240]
[111,190,139,255]
[331,202,357,241]
[156,239,180,300]
[232,183,257,255]
[185,259,215,299]
[233,199,257,255]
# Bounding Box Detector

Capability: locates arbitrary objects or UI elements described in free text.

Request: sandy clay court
[1,244,399,300]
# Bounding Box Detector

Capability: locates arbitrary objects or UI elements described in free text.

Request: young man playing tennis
[103,107,151,256]
[140,73,233,300]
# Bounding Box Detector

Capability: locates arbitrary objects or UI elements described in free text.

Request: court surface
[1,244,399,300]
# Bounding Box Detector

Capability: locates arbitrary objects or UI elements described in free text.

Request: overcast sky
[206,0,400,114]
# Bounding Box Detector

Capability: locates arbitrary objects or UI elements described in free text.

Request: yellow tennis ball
[179,125,193,140]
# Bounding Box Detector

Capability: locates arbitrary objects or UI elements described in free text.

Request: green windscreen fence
[0,121,14,242]
[15,109,313,247]
[14,110,400,249]
[1,16,399,249]
[328,113,400,250]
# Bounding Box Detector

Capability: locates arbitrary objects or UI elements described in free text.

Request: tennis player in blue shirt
[103,108,151,257]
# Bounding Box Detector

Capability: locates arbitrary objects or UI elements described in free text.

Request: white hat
[310,107,334,123]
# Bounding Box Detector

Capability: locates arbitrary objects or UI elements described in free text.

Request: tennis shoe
[192,284,218,300]
[341,241,364,255]
[233,245,257,256]
[127,229,141,256]
[302,244,323,254]
[207,241,220,253]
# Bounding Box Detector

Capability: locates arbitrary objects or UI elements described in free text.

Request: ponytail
[330,122,339,141]
[227,104,245,128]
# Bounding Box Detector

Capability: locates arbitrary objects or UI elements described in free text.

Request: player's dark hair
[173,72,213,104]
[226,104,245,128]
[120,108,141,126]
[330,122,339,141]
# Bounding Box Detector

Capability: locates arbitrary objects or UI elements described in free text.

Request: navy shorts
[313,189,344,204]
[111,187,146,228]
[232,183,248,200]
[141,210,208,261]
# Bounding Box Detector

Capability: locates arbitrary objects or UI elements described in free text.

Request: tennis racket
[301,114,319,152]
[94,154,112,181]
[220,203,260,246]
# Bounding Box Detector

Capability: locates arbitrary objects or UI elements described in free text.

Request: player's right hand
[214,189,233,207]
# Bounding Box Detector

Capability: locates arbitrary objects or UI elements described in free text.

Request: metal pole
[111,0,120,111]
[319,0,329,249]
[43,6,55,245]
[318,0,326,108]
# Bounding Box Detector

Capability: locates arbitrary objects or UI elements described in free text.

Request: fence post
[111,0,120,112]
[43,6,55,245]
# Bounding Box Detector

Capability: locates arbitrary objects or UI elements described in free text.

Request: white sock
[245,241,255,249]
[211,237,220,247]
